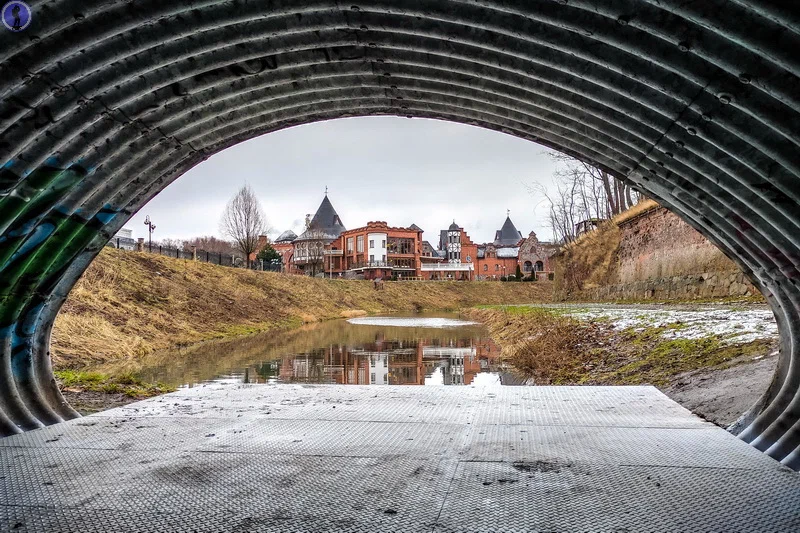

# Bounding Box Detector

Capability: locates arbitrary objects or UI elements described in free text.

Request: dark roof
[493,216,523,246]
[448,221,460,231]
[409,223,423,232]
[275,230,298,243]
[308,195,346,238]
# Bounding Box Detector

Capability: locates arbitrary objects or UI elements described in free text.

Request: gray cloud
[127,116,559,245]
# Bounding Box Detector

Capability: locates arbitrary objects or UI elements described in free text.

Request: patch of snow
[565,307,778,345]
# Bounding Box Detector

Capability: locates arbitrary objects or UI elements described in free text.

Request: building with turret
[419,221,477,281]
[476,213,556,280]
[271,197,556,281]
[292,193,347,276]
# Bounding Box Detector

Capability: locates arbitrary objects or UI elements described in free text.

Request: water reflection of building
[249,335,503,386]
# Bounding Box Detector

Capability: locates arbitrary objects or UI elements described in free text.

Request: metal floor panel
[2,384,799,532]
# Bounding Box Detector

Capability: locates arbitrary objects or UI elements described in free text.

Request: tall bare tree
[296,225,328,277]
[219,184,269,268]
[535,155,642,244]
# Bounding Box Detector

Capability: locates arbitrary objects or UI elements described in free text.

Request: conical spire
[493,214,523,246]
[308,194,346,237]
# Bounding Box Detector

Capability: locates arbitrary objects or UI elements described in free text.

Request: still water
[135,313,520,389]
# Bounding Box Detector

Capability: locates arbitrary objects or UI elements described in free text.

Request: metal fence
[106,240,282,272]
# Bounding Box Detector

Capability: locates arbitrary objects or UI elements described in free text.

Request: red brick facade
[270,195,557,281]
[338,222,423,280]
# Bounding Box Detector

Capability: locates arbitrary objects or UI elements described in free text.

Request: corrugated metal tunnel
[0,0,799,467]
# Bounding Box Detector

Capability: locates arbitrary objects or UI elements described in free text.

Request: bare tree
[182,235,238,255]
[534,155,642,244]
[296,228,328,277]
[156,238,183,249]
[219,185,269,268]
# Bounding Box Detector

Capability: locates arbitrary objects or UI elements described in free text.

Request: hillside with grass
[52,248,551,368]
[466,304,778,426]
[552,200,761,302]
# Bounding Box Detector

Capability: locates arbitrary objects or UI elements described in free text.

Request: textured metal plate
[2,384,799,532]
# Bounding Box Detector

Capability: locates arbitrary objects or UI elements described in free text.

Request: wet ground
[3,384,799,532]
[130,313,509,389]
[68,306,781,429]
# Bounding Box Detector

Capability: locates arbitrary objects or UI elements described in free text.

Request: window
[370,373,376,383]
[387,238,414,254]
[466,255,471,262]
[369,239,374,249]
[483,264,488,271]
[536,261,544,271]
[357,235,364,252]
[371,358,375,367]
[382,255,386,262]
[523,261,533,272]
[346,237,354,252]
[370,254,374,262]
[495,264,499,271]
[382,240,386,248]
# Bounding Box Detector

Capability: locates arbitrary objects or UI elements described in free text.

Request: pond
[132,313,521,389]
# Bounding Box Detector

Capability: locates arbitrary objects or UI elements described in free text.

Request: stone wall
[554,204,759,301]
[617,206,739,283]
[580,271,757,301]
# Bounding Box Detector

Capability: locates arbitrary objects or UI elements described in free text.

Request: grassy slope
[52,248,551,368]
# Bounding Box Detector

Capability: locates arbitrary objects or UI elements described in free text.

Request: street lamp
[143,215,156,252]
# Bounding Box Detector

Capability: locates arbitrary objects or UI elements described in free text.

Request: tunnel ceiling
[1,0,799,466]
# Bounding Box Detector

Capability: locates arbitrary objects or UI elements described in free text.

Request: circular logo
[2,2,32,32]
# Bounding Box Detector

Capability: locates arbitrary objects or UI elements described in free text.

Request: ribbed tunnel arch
[1,1,799,466]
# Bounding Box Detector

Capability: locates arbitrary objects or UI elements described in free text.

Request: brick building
[476,214,557,280]
[292,194,346,276]
[272,230,296,272]
[420,221,477,281]
[270,196,557,281]
[339,221,423,280]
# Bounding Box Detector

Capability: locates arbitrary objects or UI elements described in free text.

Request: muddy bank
[467,304,778,427]
[60,390,144,415]
[664,353,777,427]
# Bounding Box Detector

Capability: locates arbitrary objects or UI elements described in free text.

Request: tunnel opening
[0,1,798,471]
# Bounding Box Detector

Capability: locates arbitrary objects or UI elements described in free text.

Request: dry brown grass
[467,306,777,387]
[52,248,552,368]
[468,307,601,383]
[552,200,661,298]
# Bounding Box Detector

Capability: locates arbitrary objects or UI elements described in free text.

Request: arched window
[483,264,488,271]
[523,261,533,272]
[535,261,544,271]
[495,264,499,271]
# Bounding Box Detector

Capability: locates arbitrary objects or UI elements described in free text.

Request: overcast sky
[127,117,560,246]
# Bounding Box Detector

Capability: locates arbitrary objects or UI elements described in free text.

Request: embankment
[553,200,760,302]
[467,305,777,426]
[52,248,551,368]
